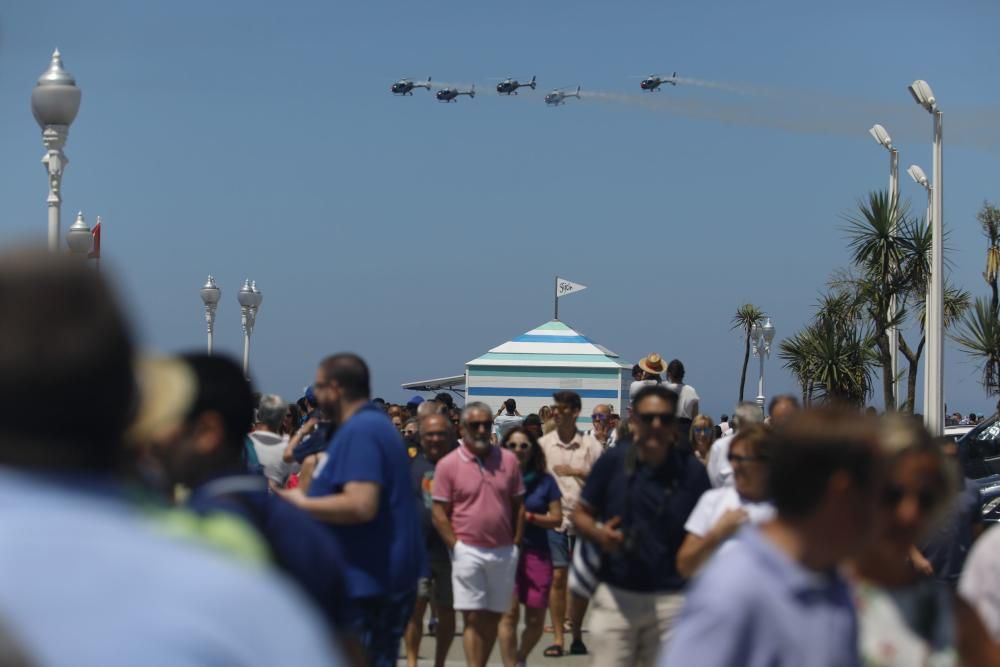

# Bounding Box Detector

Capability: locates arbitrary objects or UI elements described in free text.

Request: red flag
[88,223,101,259]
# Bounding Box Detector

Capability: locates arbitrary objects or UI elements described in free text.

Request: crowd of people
[5,250,1000,667]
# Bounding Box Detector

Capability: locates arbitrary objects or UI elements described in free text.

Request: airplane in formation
[496,76,536,95]
[436,84,476,102]
[639,72,678,91]
[544,86,581,106]
[390,77,432,95]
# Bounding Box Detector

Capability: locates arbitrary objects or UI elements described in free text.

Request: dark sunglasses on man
[636,412,675,426]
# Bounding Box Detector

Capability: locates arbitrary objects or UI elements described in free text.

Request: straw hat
[638,353,668,377]
[126,356,197,446]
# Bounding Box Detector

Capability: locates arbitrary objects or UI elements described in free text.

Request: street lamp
[869,123,900,410]
[66,211,92,256]
[200,275,221,355]
[908,164,933,416]
[908,79,943,436]
[31,49,81,253]
[751,317,776,415]
[238,279,257,378]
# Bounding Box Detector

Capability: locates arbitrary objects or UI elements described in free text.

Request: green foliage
[732,304,766,403]
[953,297,1000,397]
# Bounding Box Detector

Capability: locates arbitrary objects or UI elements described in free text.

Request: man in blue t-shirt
[281,353,424,667]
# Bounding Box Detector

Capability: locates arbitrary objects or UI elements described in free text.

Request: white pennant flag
[556,277,588,298]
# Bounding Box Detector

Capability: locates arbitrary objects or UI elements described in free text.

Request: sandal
[569,639,588,655]
[544,645,564,658]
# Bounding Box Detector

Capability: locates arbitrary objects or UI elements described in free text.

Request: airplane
[544,86,581,106]
[639,72,678,91]
[496,76,536,95]
[436,84,475,103]
[390,77,432,95]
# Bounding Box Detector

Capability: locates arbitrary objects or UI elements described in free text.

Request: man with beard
[573,385,710,666]
[279,353,423,667]
[432,402,525,667]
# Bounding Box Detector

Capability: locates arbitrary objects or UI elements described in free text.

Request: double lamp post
[200,277,263,378]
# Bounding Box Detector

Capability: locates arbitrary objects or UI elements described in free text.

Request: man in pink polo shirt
[432,402,525,667]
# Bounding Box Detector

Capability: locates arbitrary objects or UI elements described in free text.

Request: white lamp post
[908,79,943,436]
[200,276,221,355]
[907,164,933,416]
[751,317,776,415]
[66,211,92,256]
[869,124,900,410]
[31,49,81,253]
[238,279,260,378]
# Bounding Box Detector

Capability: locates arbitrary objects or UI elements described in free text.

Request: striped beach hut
[466,320,631,427]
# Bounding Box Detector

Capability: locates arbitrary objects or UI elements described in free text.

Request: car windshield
[959,413,1000,478]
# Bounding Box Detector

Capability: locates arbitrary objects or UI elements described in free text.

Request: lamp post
[751,317,776,416]
[907,164,933,417]
[238,279,261,378]
[869,124,900,410]
[66,211,92,256]
[200,276,221,355]
[908,80,943,436]
[31,49,81,253]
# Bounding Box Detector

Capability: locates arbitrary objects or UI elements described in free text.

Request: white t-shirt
[629,379,660,401]
[684,486,775,538]
[959,523,1000,641]
[706,433,736,488]
[248,431,295,484]
[662,381,700,419]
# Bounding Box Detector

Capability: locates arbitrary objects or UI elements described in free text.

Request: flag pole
[554,276,559,320]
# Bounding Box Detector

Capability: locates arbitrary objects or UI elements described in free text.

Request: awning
[401,374,466,393]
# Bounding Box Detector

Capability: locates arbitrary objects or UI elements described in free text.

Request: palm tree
[899,285,970,412]
[778,329,815,406]
[732,304,765,402]
[976,202,1000,315]
[953,297,1000,396]
[842,190,907,411]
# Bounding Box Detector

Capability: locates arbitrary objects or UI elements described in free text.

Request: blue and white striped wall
[466,320,630,425]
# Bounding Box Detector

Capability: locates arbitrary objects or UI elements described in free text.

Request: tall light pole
[869,124,900,410]
[751,317,776,416]
[238,280,255,378]
[200,276,221,355]
[908,164,933,416]
[66,211,92,256]
[908,80,943,436]
[31,49,81,252]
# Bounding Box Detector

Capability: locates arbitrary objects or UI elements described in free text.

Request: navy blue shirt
[411,453,449,565]
[308,402,425,599]
[186,474,356,631]
[579,440,710,592]
[522,472,561,553]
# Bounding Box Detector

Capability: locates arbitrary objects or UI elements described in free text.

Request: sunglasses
[637,412,675,425]
[591,414,609,422]
[881,484,940,513]
[504,441,532,451]
[422,431,449,439]
[465,420,493,431]
[727,453,768,465]
[693,427,714,435]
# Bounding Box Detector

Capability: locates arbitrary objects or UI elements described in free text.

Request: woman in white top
[676,424,774,578]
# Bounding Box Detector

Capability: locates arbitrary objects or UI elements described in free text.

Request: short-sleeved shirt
[959,523,1000,641]
[411,453,449,563]
[248,431,294,484]
[578,440,710,592]
[522,472,561,552]
[706,433,736,488]
[432,445,524,548]
[309,402,424,599]
[539,429,604,533]
[684,486,775,538]
[662,381,700,420]
[660,526,860,667]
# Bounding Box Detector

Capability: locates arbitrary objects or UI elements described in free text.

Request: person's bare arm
[525,498,563,530]
[432,500,457,550]
[297,454,318,494]
[955,594,1000,667]
[676,509,747,578]
[283,416,319,463]
[909,545,934,577]
[277,481,379,524]
[511,495,524,546]
[690,398,700,420]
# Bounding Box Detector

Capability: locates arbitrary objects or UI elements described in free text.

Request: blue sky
[1,0,999,416]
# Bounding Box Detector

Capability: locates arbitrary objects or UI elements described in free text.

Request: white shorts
[451,541,518,613]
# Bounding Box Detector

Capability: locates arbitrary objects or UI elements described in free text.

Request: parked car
[956,415,1000,522]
